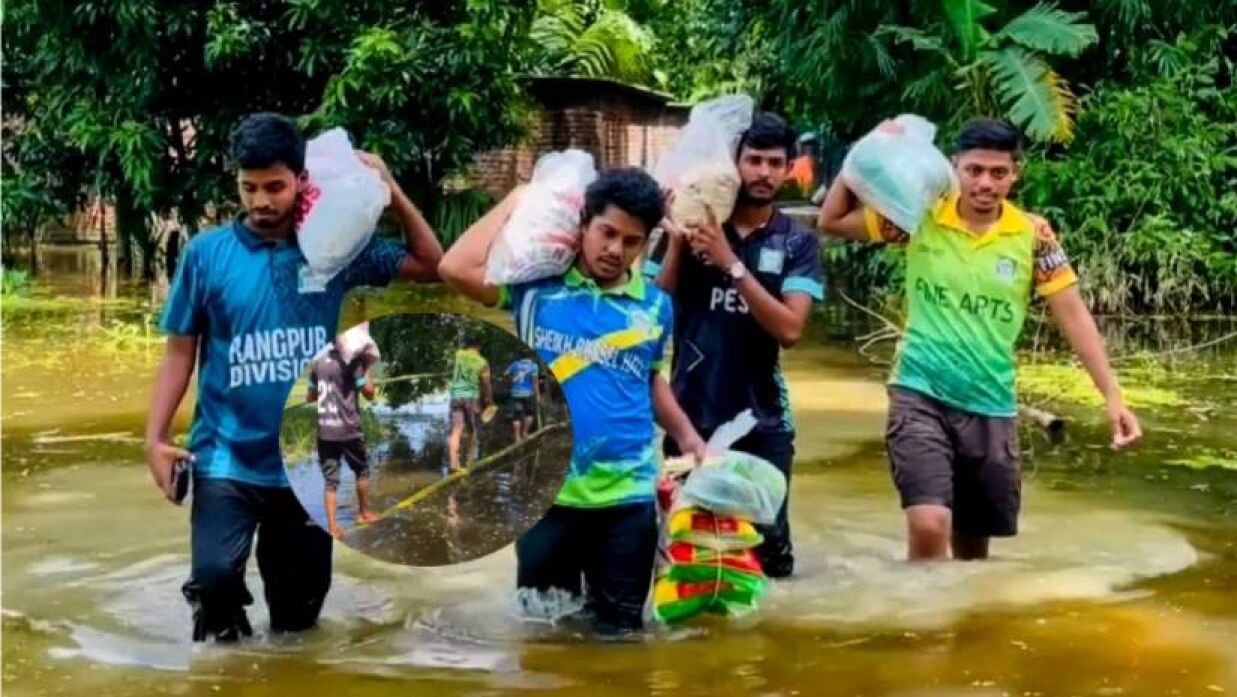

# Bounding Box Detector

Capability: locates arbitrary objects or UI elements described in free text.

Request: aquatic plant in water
[1017,362,1187,408]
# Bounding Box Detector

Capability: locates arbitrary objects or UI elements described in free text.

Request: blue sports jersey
[643,210,824,437]
[505,358,539,398]
[160,218,404,487]
[500,267,672,508]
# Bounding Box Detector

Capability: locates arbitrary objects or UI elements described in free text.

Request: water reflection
[282,313,573,566]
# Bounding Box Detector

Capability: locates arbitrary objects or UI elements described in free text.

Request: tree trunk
[27,225,39,276]
[98,200,110,295]
[116,205,134,278]
[165,228,182,281]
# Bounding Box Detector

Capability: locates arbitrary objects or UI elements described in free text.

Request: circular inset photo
[280,313,572,566]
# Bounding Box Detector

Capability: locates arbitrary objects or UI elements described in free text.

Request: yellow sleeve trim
[863,207,883,243]
[1036,268,1079,298]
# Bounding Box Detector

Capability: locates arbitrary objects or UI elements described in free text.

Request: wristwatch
[726,260,747,282]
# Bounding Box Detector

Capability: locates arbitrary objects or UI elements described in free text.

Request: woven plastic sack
[338,322,380,366]
[666,507,763,551]
[652,95,754,228]
[485,150,597,285]
[840,114,956,235]
[297,129,391,291]
[652,553,768,624]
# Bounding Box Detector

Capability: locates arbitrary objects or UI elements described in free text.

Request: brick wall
[469,91,688,198]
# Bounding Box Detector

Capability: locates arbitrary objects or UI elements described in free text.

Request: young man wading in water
[307,336,380,539]
[505,356,541,442]
[440,168,707,633]
[447,336,493,473]
[145,113,443,641]
[818,118,1142,561]
[645,113,824,578]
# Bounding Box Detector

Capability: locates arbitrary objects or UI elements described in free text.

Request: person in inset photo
[448,335,493,473]
[505,356,540,442]
[308,335,380,539]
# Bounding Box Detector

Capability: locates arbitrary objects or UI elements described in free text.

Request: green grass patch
[1017,362,1187,408]
[1164,450,1237,471]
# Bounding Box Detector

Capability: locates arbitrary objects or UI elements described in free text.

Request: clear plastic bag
[675,450,788,526]
[297,129,391,291]
[840,114,956,235]
[652,94,754,228]
[485,149,597,286]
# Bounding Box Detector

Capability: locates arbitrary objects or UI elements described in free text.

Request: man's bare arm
[357,152,444,283]
[1046,286,1142,449]
[438,187,524,306]
[145,336,197,501]
[816,176,873,242]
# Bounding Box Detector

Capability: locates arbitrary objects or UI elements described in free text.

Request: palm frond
[983,47,1080,143]
[902,69,954,113]
[943,0,998,62]
[865,33,897,80]
[876,24,950,59]
[1096,0,1151,31]
[530,9,585,57]
[1148,38,1190,76]
[531,2,652,82]
[998,3,1098,57]
[592,9,654,80]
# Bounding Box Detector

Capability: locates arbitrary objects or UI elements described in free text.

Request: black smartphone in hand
[171,458,191,505]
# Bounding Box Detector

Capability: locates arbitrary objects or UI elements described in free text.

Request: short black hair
[229,112,306,173]
[956,118,1021,157]
[737,112,798,160]
[581,167,664,236]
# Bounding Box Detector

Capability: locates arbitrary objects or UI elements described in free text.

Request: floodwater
[284,399,573,566]
[3,246,1237,696]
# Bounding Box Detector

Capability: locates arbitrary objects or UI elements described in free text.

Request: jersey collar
[933,192,1027,247]
[564,265,647,300]
[232,215,301,251]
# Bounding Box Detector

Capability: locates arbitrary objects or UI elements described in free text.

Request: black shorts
[318,438,370,492]
[886,386,1022,537]
[509,396,536,420]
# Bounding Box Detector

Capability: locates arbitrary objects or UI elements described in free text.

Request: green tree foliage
[368,314,543,410]
[879,1,1097,142]
[1020,26,1237,314]
[761,1,1096,143]
[529,0,656,84]
[644,0,771,101]
[3,0,536,279]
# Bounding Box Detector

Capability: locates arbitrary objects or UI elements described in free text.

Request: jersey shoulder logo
[757,247,785,274]
[297,263,327,294]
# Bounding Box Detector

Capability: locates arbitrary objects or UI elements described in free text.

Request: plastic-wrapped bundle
[653,513,769,623]
[676,450,787,526]
[485,150,597,285]
[665,506,763,551]
[840,114,956,235]
[297,129,390,291]
[652,540,768,623]
[653,409,782,624]
[653,95,754,228]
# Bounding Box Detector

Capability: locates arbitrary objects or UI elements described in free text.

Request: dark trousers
[183,478,333,641]
[665,430,796,577]
[515,502,658,633]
